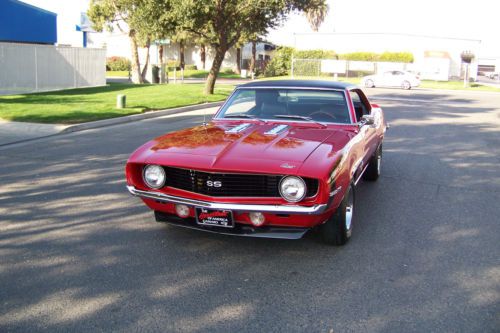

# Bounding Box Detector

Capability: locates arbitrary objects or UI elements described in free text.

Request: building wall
[0,0,57,45]
[0,42,106,95]
[294,33,481,79]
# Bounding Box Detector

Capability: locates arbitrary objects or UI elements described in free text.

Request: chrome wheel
[365,79,374,88]
[402,80,411,90]
[345,189,354,237]
[377,154,381,175]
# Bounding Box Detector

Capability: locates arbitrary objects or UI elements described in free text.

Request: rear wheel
[365,79,375,88]
[363,144,382,181]
[402,80,411,90]
[320,184,355,245]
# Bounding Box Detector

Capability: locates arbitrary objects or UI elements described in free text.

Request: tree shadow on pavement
[0,100,499,332]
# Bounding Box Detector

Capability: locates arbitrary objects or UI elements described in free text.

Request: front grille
[162,166,318,198]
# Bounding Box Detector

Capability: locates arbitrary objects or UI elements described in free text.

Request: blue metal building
[0,0,57,45]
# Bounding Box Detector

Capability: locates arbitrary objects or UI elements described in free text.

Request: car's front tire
[365,79,375,88]
[402,80,411,90]
[363,144,382,181]
[320,184,355,246]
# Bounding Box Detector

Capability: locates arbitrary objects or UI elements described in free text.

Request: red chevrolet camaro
[126,80,387,245]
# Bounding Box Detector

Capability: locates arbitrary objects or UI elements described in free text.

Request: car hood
[141,122,353,174]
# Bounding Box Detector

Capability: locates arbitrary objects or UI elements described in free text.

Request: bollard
[117,94,126,108]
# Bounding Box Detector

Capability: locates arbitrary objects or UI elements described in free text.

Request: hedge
[106,56,131,71]
[263,48,414,77]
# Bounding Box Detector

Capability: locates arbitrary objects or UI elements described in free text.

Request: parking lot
[0,88,499,332]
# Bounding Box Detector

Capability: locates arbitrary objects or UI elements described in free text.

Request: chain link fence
[291,58,415,79]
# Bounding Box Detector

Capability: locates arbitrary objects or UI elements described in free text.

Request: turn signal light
[175,204,190,218]
[249,212,265,226]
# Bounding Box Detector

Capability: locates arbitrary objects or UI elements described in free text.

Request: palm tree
[305,1,329,32]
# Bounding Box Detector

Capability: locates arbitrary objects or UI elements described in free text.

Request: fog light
[175,204,190,218]
[249,212,265,226]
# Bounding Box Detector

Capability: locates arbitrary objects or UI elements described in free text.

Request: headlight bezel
[142,164,166,189]
[279,175,307,203]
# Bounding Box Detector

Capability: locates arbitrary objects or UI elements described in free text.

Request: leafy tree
[88,0,174,83]
[167,0,328,94]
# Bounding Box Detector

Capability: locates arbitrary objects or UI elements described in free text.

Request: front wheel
[365,79,375,88]
[401,80,411,90]
[320,184,355,246]
[363,144,382,181]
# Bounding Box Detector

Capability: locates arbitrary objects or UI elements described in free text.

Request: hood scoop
[264,124,289,135]
[225,123,252,134]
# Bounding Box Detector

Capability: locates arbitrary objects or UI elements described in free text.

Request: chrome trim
[127,186,327,215]
[237,86,348,91]
[213,86,356,125]
[225,123,252,133]
[330,186,342,197]
[354,163,369,186]
[264,124,289,135]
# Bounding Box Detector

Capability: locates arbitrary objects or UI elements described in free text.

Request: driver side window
[349,90,371,122]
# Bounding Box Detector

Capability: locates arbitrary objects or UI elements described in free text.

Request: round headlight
[279,176,307,202]
[143,165,166,189]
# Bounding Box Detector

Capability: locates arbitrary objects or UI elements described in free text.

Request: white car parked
[361,70,421,90]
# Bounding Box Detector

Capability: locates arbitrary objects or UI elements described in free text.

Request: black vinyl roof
[238,80,357,90]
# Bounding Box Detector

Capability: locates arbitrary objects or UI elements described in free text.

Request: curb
[0,102,224,149]
[61,101,224,134]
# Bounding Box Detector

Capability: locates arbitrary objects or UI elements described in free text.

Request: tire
[320,184,355,246]
[402,80,411,90]
[365,79,375,88]
[363,144,382,181]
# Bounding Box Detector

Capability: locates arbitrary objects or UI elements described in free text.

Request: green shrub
[222,68,234,74]
[106,56,131,71]
[339,51,413,63]
[185,64,197,70]
[294,49,337,59]
[167,60,180,71]
[263,46,294,77]
[378,52,414,63]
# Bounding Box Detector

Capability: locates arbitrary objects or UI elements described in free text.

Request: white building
[88,28,275,74]
[293,32,482,80]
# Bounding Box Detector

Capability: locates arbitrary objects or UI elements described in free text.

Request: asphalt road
[0,88,499,332]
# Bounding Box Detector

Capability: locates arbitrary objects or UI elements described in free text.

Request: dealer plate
[195,208,234,228]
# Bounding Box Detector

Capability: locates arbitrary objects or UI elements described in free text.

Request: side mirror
[360,114,375,126]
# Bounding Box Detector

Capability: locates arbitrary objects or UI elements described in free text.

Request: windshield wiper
[224,114,257,119]
[274,115,326,128]
[223,114,267,123]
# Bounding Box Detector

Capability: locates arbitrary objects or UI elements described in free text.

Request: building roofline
[8,0,57,17]
[293,32,481,43]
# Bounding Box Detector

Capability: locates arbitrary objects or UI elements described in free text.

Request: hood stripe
[264,124,289,135]
[225,123,252,134]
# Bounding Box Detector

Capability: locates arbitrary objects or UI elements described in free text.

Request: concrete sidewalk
[0,120,68,146]
[0,101,223,147]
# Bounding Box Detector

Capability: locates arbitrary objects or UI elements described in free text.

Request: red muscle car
[126,80,387,245]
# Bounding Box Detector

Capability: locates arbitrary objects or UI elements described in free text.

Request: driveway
[0,89,499,332]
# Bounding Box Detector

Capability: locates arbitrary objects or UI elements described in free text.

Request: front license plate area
[196,208,234,228]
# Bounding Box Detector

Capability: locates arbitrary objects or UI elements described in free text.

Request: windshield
[216,88,352,124]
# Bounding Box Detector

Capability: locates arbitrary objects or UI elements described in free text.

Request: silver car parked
[361,70,421,90]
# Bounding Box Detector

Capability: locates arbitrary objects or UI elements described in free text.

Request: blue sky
[20,0,500,57]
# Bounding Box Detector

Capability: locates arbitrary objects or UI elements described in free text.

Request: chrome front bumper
[127,186,327,215]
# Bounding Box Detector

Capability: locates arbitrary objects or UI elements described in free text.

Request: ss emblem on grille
[206,180,222,187]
